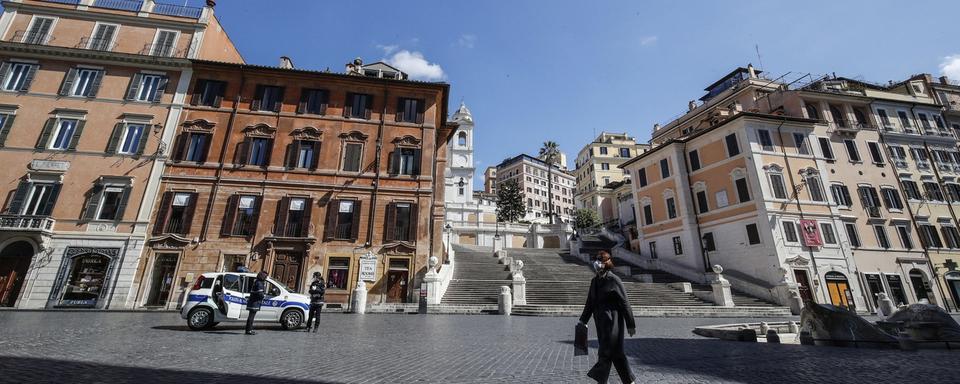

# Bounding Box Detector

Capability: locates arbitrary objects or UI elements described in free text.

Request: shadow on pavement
[152,324,289,332]
[0,356,340,383]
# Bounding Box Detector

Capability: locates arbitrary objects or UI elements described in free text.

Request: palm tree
[538,141,560,225]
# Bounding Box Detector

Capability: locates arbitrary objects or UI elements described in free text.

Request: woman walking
[579,251,636,383]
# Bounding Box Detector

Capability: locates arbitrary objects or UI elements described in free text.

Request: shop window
[59,254,110,308]
[327,258,350,290]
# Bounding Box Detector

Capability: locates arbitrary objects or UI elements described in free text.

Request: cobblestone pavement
[0,312,958,383]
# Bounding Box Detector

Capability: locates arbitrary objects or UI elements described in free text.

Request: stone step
[511,305,794,317]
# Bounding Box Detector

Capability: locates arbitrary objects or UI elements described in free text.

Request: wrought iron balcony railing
[76,36,115,51]
[0,215,55,234]
[11,30,54,45]
[139,43,191,58]
[153,2,203,18]
[92,0,143,12]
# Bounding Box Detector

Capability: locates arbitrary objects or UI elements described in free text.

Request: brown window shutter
[273,87,285,112]
[384,202,396,242]
[413,149,422,176]
[82,185,104,221]
[221,195,239,236]
[284,140,297,168]
[297,89,308,114]
[180,192,199,235]
[274,197,290,236]
[153,192,173,235]
[309,141,321,170]
[350,200,362,241]
[172,132,188,162]
[343,93,353,118]
[323,199,338,241]
[246,196,261,236]
[214,81,225,108]
[300,197,314,237]
[364,94,373,120]
[235,138,249,166]
[250,85,264,111]
[408,203,419,241]
[105,123,124,154]
[320,90,329,115]
[189,79,201,105]
[396,98,404,122]
[416,99,425,124]
[262,139,274,167]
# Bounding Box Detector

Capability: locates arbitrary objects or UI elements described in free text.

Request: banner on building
[359,252,377,282]
[799,220,823,247]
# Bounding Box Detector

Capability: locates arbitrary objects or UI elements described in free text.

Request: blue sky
[196,1,959,182]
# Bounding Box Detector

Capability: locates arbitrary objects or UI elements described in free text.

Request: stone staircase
[439,245,507,312]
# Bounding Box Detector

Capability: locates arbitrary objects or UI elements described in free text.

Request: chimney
[688,100,697,111]
[747,63,756,79]
[941,76,951,85]
[279,56,294,69]
[653,123,661,131]
[345,57,363,75]
[205,0,216,6]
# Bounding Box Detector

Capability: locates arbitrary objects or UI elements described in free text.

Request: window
[783,221,798,243]
[326,258,350,290]
[877,109,891,126]
[10,182,60,216]
[758,129,774,151]
[793,133,809,155]
[659,159,670,179]
[648,242,657,259]
[599,147,608,155]
[61,68,103,97]
[457,132,467,147]
[858,186,882,210]
[888,146,907,164]
[874,225,890,249]
[325,199,361,241]
[117,124,145,155]
[696,190,709,213]
[345,93,373,119]
[1,62,38,92]
[288,140,320,169]
[769,173,787,199]
[642,204,653,225]
[637,169,647,187]
[221,195,259,237]
[942,226,960,249]
[845,223,861,247]
[867,142,884,164]
[151,30,178,57]
[901,180,922,201]
[666,197,676,219]
[920,225,943,248]
[923,182,944,201]
[734,175,751,203]
[817,137,834,160]
[831,184,853,207]
[386,202,417,242]
[820,223,837,244]
[298,89,329,115]
[806,176,825,202]
[672,236,683,255]
[392,147,421,176]
[896,225,913,250]
[24,16,55,44]
[44,118,81,151]
[154,192,196,235]
[805,103,820,120]
[272,197,311,237]
[251,85,284,112]
[746,223,761,245]
[829,105,846,127]
[918,113,931,129]
[688,150,701,171]
[192,79,226,107]
[880,188,903,210]
[702,232,716,251]
[619,148,630,158]
[946,183,960,203]
[897,111,913,129]
[397,98,424,123]
[843,140,861,162]
[126,73,167,103]
[342,142,363,172]
[601,163,610,171]
[88,23,117,51]
[246,138,272,167]
[725,134,740,157]
[174,132,210,163]
[0,113,12,147]
[933,115,946,130]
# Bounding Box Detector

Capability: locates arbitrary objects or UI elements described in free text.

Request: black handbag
[575,322,588,356]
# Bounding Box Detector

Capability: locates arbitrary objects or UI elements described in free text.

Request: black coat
[247,279,266,311]
[579,273,636,358]
[309,280,326,305]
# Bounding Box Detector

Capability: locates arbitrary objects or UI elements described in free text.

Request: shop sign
[799,220,823,247]
[359,252,377,282]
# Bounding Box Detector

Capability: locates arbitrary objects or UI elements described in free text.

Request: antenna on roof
[755,44,764,71]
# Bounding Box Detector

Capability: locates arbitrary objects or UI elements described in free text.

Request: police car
[180,272,310,331]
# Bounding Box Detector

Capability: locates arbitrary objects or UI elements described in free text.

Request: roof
[703,67,762,92]
[190,59,448,88]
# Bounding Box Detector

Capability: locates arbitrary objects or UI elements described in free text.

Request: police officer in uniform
[245,271,267,335]
[306,272,325,332]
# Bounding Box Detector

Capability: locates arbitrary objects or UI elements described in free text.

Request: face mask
[592,260,604,273]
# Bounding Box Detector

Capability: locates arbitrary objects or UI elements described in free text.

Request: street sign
[359,252,377,282]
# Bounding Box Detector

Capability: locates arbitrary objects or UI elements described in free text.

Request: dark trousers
[306,304,323,329]
[588,354,634,384]
[244,309,258,333]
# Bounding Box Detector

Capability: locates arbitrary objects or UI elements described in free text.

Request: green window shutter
[82,184,104,221]
[66,120,86,151]
[0,114,15,147]
[35,118,56,150]
[114,186,131,221]
[6,180,31,214]
[126,73,143,100]
[19,64,37,92]
[0,62,10,84]
[105,123,124,154]
[40,183,61,216]
[87,70,104,98]
[152,76,168,103]
[134,126,153,156]
[59,68,78,96]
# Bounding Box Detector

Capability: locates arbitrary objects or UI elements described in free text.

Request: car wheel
[187,307,214,330]
[280,309,304,330]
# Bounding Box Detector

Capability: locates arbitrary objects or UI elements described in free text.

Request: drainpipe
[679,141,709,274]
[922,140,956,311]
[365,87,387,247]
[200,66,246,243]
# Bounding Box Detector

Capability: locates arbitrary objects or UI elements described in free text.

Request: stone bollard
[766,329,781,344]
[498,286,512,315]
[759,322,770,336]
[351,280,368,314]
[788,321,799,334]
[799,330,814,346]
[710,265,735,307]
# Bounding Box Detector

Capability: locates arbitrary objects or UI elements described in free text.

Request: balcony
[11,30,54,45]
[139,43,189,58]
[0,215,55,234]
[938,163,954,172]
[92,0,143,12]
[44,0,81,4]
[829,120,873,133]
[894,159,909,169]
[153,2,203,18]
[76,36,115,51]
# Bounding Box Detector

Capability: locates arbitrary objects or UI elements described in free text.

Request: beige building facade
[573,132,649,225]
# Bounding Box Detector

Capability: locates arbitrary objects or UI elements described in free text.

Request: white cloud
[640,35,658,46]
[376,44,399,55]
[386,50,446,81]
[940,54,960,80]
[456,34,477,49]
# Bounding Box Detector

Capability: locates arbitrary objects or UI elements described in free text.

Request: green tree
[496,179,526,223]
[573,208,600,229]
[538,141,560,224]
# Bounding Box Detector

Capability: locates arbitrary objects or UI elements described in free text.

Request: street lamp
[444,223,453,264]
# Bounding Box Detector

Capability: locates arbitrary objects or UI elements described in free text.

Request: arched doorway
[908,268,932,303]
[946,272,960,310]
[824,271,852,309]
[0,241,34,307]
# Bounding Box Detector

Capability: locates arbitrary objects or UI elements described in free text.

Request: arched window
[457,132,467,147]
[805,103,820,120]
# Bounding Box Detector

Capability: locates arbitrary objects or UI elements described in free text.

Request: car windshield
[269,278,297,293]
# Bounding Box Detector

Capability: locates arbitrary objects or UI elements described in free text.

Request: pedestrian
[244,271,267,335]
[578,250,636,384]
[306,271,325,333]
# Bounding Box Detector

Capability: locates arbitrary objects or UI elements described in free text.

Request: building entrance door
[145,253,179,307]
[386,259,409,303]
[864,273,885,310]
[0,241,33,307]
[825,272,851,309]
[794,269,815,304]
[271,251,303,292]
[885,274,908,306]
[908,269,931,303]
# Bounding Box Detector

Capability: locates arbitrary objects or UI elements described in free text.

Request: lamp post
[444,223,452,264]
